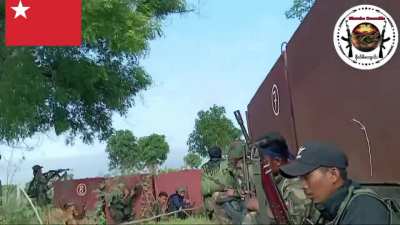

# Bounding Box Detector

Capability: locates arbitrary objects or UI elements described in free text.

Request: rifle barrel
[234,110,291,224]
[234,110,251,193]
[234,110,250,144]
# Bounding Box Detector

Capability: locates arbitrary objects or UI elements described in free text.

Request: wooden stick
[19,186,43,225]
[120,206,201,225]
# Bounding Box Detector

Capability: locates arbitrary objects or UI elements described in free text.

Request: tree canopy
[183,152,202,169]
[137,133,169,173]
[285,0,315,21]
[187,105,241,157]
[0,0,188,145]
[105,130,169,173]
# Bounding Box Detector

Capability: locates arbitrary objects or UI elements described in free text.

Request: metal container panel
[154,169,203,208]
[247,0,400,183]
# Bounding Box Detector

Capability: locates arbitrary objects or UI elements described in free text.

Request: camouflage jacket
[201,159,238,197]
[275,174,317,225]
[229,160,246,193]
[28,173,48,198]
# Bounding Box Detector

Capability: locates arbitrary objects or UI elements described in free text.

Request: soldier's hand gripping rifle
[234,110,290,225]
[341,21,353,58]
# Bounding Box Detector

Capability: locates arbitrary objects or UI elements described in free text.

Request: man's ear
[329,167,341,183]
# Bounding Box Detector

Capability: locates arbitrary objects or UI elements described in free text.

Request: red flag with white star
[5,0,81,46]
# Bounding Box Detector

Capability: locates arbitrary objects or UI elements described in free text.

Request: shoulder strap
[334,185,393,225]
[352,188,400,224]
[332,185,355,225]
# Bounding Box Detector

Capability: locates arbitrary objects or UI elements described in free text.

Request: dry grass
[0,185,212,225]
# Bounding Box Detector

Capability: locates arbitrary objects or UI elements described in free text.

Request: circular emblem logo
[333,5,398,70]
[271,84,279,116]
[76,183,87,196]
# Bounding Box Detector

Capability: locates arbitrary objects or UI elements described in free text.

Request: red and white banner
[5,0,82,46]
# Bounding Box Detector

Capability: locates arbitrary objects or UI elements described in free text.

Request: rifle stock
[234,110,290,225]
[260,163,289,225]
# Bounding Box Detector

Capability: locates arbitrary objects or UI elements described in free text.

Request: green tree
[0,0,188,145]
[105,130,140,173]
[187,105,241,157]
[137,134,169,173]
[105,130,169,173]
[183,152,202,169]
[285,0,315,21]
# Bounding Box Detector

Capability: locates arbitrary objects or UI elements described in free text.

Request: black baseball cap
[280,141,348,178]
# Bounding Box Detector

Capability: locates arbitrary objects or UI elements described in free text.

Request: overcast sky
[0,0,301,185]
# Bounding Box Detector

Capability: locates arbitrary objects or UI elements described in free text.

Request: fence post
[16,185,20,206]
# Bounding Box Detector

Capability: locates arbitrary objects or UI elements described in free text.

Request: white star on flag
[11,0,30,19]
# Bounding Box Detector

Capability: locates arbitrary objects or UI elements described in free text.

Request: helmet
[208,146,222,159]
[32,165,43,171]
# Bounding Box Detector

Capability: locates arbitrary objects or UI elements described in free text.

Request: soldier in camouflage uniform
[258,133,316,225]
[228,141,246,189]
[227,140,261,225]
[27,165,50,206]
[108,183,135,223]
[201,146,246,224]
[95,181,107,224]
[137,179,156,219]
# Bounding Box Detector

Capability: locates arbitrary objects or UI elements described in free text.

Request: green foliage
[138,133,170,172]
[158,167,180,174]
[187,105,241,157]
[0,0,187,145]
[0,186,44,224]
[184,152,202,169]
[106,130,140,173]
[106,130,169,173]
[285,0,315,21]
[163,216,215,224]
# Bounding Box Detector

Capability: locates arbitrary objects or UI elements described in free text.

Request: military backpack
[331,185,400,225]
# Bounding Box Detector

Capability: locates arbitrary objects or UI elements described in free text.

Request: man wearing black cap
[258,132,315,225]
[280,141,390,225]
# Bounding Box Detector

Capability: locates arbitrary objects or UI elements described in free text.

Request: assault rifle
[234,110,290,225]
[44,168,71,180]
[379,21,391,58]
[341,21,353,58]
